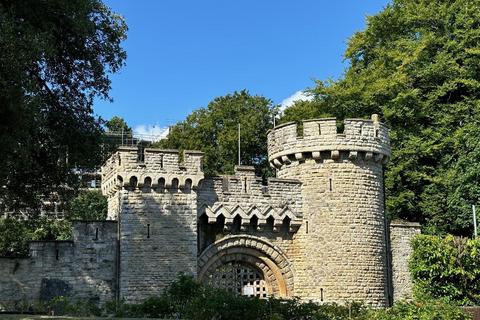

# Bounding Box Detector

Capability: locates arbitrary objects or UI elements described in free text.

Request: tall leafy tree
[0,0,127,212]
[156,90,277,177]
[105,116,132,133]
[282,0,480,235]
[66,190,107,221]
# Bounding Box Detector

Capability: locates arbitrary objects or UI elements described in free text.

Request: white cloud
[133,124,170,142]
[279,90,313,113]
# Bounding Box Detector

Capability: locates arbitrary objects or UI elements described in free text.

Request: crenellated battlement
[101,146,204,197]
[267,114,390,169]
[197,166,303,233]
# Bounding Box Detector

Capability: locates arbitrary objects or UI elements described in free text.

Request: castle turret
[101,147,204,302]
[267,115,390,306]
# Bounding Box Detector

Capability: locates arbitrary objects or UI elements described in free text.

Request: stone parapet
[102,147,204,197]
[267,115,390,168]
[197,166,303,233]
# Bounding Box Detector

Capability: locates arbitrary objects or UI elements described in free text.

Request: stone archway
[197,235,294,297]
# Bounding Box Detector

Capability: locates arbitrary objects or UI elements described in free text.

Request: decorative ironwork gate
[206,262,270,298]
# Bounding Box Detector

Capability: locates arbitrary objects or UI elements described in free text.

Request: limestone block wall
[102,147,204,219]
[197,165,303,231]
[0,221,117,311]
[267,116,390,166]
[267,115,391,307]
[118,188,198,303]
[196,166,304,296]
[389,220,421,302]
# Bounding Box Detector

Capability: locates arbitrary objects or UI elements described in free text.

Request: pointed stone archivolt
[198,235,294,297]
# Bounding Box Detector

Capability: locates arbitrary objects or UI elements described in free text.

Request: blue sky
[96,1,390,137]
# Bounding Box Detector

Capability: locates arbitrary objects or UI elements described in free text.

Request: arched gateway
[198,235,294,298]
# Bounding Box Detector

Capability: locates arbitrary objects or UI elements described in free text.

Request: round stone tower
[267,115,391,307]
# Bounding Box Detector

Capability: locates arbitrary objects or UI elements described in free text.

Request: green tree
[66,190,108,220]
[105,116,132,133]
[0,216,71,256]
[281,0,480,235]
[0,0,127,212]
[156,90,277,177]
[410,234,480,305]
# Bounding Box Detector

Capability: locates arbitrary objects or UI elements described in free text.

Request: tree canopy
[156,90,277,177]
[281,0,480,236]
[105,116,132,133]
[0,0,127,212]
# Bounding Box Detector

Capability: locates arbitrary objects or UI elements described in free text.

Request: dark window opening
[171,178,179,191]
[129,176,138,190]
[55,249,59,260]
[329,178,333,191]
[266,216,274,232]
[160,155,164,169]
[147,224,150,238]
[184,179,192,193]
[306,221,309,234]
[375,129,379,138]
[158,178,165,192]
[143,177,152,191]
[232,215,241,232]
[281,217,291,233]
[243,177,248,193]
[250,215,258,232]
[95,228,99,240]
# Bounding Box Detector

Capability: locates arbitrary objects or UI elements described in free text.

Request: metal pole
[238,123,241,166]
[473,204,478,239]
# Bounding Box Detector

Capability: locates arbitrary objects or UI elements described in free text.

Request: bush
[19,274,472,320]
[366,299,471,320]
[410,234,480,305]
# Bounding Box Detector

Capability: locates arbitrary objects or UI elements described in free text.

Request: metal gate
[205,262,270,298]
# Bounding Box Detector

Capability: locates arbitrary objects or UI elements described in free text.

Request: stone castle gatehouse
[0,115,420,309]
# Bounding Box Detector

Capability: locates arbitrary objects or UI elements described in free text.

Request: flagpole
[238,123,241,166]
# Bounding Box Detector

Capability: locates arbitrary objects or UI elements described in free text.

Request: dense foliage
[0,216,71,256]
[156,90,277,178]
[0,0,127,212]
[17,275,470,320]
[410,234,480,305]
[66,190,107,221]
[281,0,480,236]
[105,116,132,133]
[368,299,470,320]
[0,190,107,256]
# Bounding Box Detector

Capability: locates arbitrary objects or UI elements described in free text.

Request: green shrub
[14,274,472,320]
[366,299,471,320]
[410,234,480,305]
[47,296,101,317]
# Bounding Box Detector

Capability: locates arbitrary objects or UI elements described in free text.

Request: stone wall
[197,165,303,232]
[267,115,391,307]
[389,220,421,302]
[0,221,117,311]
[267,116,390,167]
[117,188,198,303]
